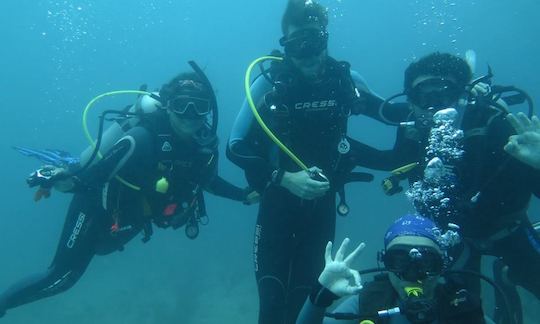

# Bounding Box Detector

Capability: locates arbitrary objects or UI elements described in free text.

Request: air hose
[244,56,309,171]
[81,90,153,190]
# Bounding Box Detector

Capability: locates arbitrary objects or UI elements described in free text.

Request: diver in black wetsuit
[297,215,488,324]
[0,68,254,318]
[226,1,407,323]
[374,52,540,323]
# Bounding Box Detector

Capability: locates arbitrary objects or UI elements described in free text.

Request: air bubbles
[407,107,464,224]
[44,1,93,43]
[321,0,347,20]
[410,0,464,50]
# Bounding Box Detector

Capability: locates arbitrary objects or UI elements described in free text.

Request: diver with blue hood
[296,214,493,324]
[0,62,256,318]
[370,52,540,324]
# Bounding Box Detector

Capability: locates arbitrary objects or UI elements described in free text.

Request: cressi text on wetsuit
[0,111,245,315]
[227,57,405,324]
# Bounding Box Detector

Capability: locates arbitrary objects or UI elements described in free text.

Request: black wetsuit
[0,112,246,316]
[227,57,403,324]
[297,274,486,324]
[375,104,540,322]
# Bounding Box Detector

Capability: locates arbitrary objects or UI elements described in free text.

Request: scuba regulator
[400,286,438,324]
[324,267,515,324]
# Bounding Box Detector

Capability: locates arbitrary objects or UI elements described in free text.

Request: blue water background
[0,0,539,323]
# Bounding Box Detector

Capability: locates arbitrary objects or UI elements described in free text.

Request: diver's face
[384,236,444,300]
[283,24,328,80]
[165,90,211,140]
[168,111,205,139]
[409,75,462,113]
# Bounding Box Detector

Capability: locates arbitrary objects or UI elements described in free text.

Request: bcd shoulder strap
[358,274,397,323]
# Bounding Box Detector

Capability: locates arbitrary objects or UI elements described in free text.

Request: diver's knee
[42,268,82,295]
[257,276,287,311]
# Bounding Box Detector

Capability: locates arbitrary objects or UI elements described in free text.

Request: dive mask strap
[188,61,218,133]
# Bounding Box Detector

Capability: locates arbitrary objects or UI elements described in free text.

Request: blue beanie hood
[384,214,440,248]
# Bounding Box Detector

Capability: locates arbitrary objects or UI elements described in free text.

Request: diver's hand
[318,238,365,297]
[280,167,330,200]
[470,82,490,97]
[26,165,74,201]
[504,113,540,169]
[26,165,68,188]
[243,188,260,205]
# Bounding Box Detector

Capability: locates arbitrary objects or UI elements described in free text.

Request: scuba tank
[77,60,218,175]
[79,91,162,167]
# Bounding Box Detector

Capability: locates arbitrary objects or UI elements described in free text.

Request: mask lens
[281,29,328,59]
[168,95,210,116]
[409,78,461,109]
[383,246,443,281]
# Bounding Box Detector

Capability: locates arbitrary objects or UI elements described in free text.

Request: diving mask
[382,245,444,282]
[280,28,328,59]
[408,78,462,110]
[167,95,211,118]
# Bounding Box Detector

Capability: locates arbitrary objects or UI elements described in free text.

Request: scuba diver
[296,214,491,324]
[0,64,256,318]
[227,1,409,323]
[375,52,540,323]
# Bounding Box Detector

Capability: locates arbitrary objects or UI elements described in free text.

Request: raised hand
[504,113,540,170]
[318,238,366,297]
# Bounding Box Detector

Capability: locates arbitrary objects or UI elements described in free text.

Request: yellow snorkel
[244,56,309,172]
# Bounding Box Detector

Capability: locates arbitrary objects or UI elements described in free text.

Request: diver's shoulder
[349,69,367,83]
[348,69,374,94]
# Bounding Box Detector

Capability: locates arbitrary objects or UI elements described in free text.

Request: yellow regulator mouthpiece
[360,321,375,324]
[405,286,424,297]
[155,177,169,193]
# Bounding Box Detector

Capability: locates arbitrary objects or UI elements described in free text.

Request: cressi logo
[67,212,86,248]
[294,100,337,110]
[161,141,172,152]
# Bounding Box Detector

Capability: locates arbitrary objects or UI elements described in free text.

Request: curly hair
[281,0,328,35]
[404,52,472,93]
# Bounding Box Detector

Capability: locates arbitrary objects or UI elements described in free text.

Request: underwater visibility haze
[0,0,539,323]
